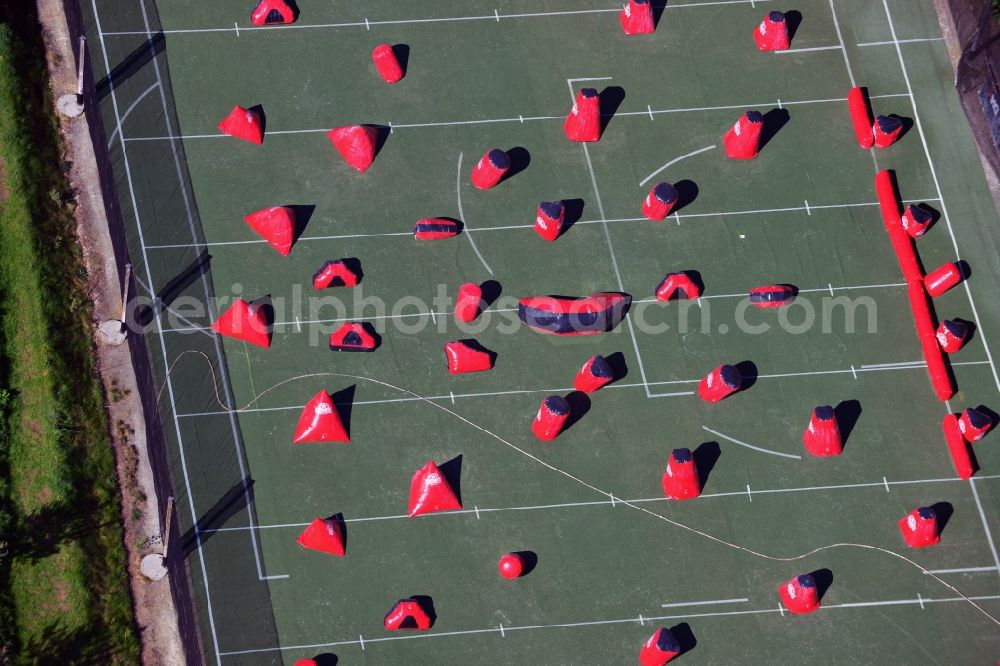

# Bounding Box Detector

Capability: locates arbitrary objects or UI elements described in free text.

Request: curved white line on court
[106,81,161,148]
[638,144,715,187]
[702,425,802,460]
[455,151,494,275]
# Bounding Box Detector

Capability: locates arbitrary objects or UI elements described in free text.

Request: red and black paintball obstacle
[518,292,631,335]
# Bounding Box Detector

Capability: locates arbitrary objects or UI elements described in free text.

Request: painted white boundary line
[858,37,944,48]
[702,426,802,460]
[454,151,493,275]
[969,478,1000,576]
[639,145,716,187]
[923,566,999,575]
[661,598,749,608]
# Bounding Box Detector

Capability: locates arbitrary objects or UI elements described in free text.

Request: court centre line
[661,598,749,608]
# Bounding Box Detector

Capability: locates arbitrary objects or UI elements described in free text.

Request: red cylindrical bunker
[778,573,820,614]
[531,395,571,441]
[847,87,875,149]
[534,201,565,241]
[936,319,969,353]
[372,44,404,83]
[661,447,701,500]
[454,282,482,323]
[898,506,940,548]
[802,405,842,457]
[574,354,613,393]
[697,364,742,402]
[470,148,510,190]
[924,262,962,297]
[564,88,601,142]
[641,182,679,221]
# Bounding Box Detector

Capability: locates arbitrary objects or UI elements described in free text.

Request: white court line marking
[918,593,925,609]
[827,0,857,88]
[455,152,493,275]
[804,199,811,215]
[499,623,505,637]
[969,478,1000,576]
[639,145,715,187]
[746,485,753,502]
[883,476,890,492]
[850,364,858,379]
[703,426,803,460]
[661,598,749,608]
[106,81,160,148]
[234,21,239,36]
[924,566,1000,575]
[647,390,697,398]
[777,603,785,616]
[217,595,1000,656]
[858,37,944,48]
[883,0,1000,394]
[647,104,654,121]
[494,8,500,21]
[358,635,364,651]
[861,360,925,369]
[474,505,480,520]
[364,17,370,30]
[123,93,908,142]
[827,282,834,297]
[203,473,1000,533]
[638,614,645,625]
[261,574,289,580]
[774,45,842,54]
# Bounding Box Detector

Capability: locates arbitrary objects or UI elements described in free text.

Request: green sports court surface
[83,0,1000,662]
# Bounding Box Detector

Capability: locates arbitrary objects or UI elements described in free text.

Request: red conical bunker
[251,0,296,25]
[408,460,462,517]
[444,339,494,374]
[937,319,970,353]
[778,574,820,614]
[564,88,601,142]
[901,204,934,238]
[924,262,962,298]
[753,11,790,51]
[292,390,349,443]
[454,282,483,322]
[312,259,360,289]
[384,598,433,630]
[574,354,614,393]
[296,516,346,556]
[327,125,379,173]
[620,0,655,35]
[638,627,681,666]
[498,552,525,580]
[372,44,404,83]
[959,407,993,442]
[211,298,270,348]
[898,506,940,548]
[661,447,701,500]
[535,201,566,241]
[802,406,842,457]
[873,115,904,148]
[642,182,679,221]
[217,105,263,144]
[724,111,764,159]
[698,364,742,402]
[532,395,571,441]
[470,148,510,190]
[656,272,701,301]
[244,206,295,256]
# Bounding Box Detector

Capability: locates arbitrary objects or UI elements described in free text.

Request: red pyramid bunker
[251,0,296,25]
[698,364,742,402]
[372,44,404,83]
[898,506,940,548]
[642,182,679,221]
[656,272,701,301]
[217,105,263,145]
[662,447,701,500]
[408,460,462,517]
[936,319,970,353]
[312,259,360,289]
[564,88,601,142]
[724,110,764,159]
[244,206,295,256]
[532,395,571,441]
[803,406,842,457]
[754,11,790,51]
[327,125,380,173]
[384,598,433,631]
[444,339,495,374]
[778,573,821,614]
[329,322,378,352]
[211,298,270,348]
[639,627,681,666]
[296,516,345,556]
[470,149,510,190]
[535,201,566,241]
[292,390,349,443]
[620,0,655,35]
[574,354,614,393]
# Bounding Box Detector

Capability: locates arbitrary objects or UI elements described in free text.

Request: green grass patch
[0,4,138,662]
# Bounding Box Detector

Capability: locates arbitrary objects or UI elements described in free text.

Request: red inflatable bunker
[532,395,571,441]
[408,460,462,517]
[327,125,379,173]
[292,390,349,443]
[749,284,795,307]
[444,339,495,374]
[329,322,378,352]
[518,292,630,335]
[898,506,940,548]
[454,282,482,322]
[778,573,821,614]
[873,115,904,148]
[211,298,270,348]
[564,88,602,142]
[413,217,461,240]
[470,149,510,190]
[943,413,975,479]
[312,259,360,289]
[661,447,701,500]
[535,201,566,241]
[244,206,295,256]
[901,203,934,238]
[620,0,655,35]
[296,516,346,556]
[372,44,405,83]
[639,627,681,666]
[251,0,296,25]
[574,354,614,393]
[698,364,742,402]
[936,320,969,353]
[642,182,679,221]
[802,406,842,457]
[217,105,264,145]
[724,111,764,159]
[498,552,526,580]
[384,598,433,631]
[847,87,875,149]
[959,407,993,442]
[655,272,701,301]
[753,11,791,51]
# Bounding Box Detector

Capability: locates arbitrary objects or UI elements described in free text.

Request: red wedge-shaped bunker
[724,110,764,159]
[873,115,904,148]
[470,149,510,190]
[936,320,969,353]
[327,125,379,173]
[698,364,742,402]
[296,516,345,556]
[244,206,295,256]
[656,272,701,301]
[754,11,790,51]
[444,339,494,374]
[532,395,570,441]
[408,460,462,517]
[535,201,566,241]
[642,182,678,221]
[778,574,820,614]
[803,406,842,457]
[251,0,295,25]
[312,259,360,289]
[847,87,875,149]
[413,217,461,240]
[901,204,934,238]
[925,262,962,298]
[639,627,681,666]
[662,447,701,500]
[384,598,433,631]
[292,390,349,443]
[899,506,940,548]
[372,44,404,83]
[217,105,263,144]
[959,407,992,442]
[454,282,482,322]
[565,88,601,142]
[574,354,613,393]
[620,0,655,35]
[329,322,377,352]
[943,413,975,479]
[211,298,270,348]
